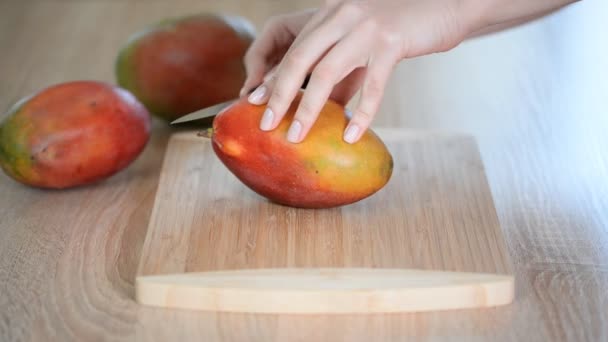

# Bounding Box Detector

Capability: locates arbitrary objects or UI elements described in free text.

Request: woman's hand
[241,0,577,144]
[241,0,475,144]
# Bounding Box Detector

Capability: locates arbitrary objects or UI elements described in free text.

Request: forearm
[463,0,580,37]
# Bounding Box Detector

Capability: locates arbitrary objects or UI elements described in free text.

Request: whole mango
[115,14,255,121]
[0,81,151,189]
[211,94,393,209]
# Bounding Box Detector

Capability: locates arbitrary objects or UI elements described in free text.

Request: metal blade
[170,99,236,124]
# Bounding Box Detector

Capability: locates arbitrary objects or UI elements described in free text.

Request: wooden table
[1,0,606,340]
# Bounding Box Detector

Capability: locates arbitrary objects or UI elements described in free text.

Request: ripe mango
[115,14,255,121]
[0,81,151,189]
[211,94,393,208]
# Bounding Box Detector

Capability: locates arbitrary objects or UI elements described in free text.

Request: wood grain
[135,129,513,313]
[0,0,607,341]
[136,268,514,313]
[139,130,512,276]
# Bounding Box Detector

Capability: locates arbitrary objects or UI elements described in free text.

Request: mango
[0,81,151,189]
[211,93,393,208]
[115,14,255,121]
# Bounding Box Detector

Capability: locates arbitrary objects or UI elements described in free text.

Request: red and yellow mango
[211,93,393,208]
[115,14,255,121]
[0,81,151,189]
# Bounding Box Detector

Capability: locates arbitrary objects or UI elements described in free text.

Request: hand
[241,0,475,144]
[241,0,577,144]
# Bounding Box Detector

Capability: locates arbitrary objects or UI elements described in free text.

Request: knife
[170,75,311,125]
[170,99,236,124]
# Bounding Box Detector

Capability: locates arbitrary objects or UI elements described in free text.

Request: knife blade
[170,99,236,124]
[170,75,311,125]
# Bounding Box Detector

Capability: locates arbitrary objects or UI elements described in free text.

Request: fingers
[240,18,285,96]
[288,7,334,48]
[263,65,278,83]
[329,67,366,106]
[344,50,397,144]
[246,2,398,145]
[240,9,320,97]
[286,28,372,143]
[245,65,277,107]
[262,3,366,133]
[240,64,265,98]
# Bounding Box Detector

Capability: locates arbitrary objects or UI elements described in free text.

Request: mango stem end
[197,128,214,139]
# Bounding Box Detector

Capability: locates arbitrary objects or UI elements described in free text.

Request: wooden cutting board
[136,128,514,314]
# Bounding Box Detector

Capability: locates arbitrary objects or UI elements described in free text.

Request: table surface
[1,0,606,341]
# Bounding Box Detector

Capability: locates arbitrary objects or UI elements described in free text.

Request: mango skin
[211,94,394,209]
[0,81,151,189]
[115,14,255,121]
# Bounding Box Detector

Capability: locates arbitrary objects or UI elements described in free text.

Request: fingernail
[260,108,274,131]
[287,120,302,143]
[343,124,360,144]
[248,85,268,105]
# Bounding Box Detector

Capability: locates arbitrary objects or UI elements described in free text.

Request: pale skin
[240,0,579,144]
